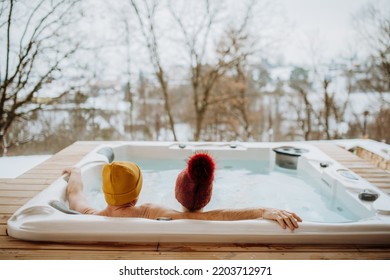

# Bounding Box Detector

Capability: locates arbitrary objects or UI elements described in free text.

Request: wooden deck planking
[1,141,390,260]
[2,249,390,260]
[0,197,30,205]
[314,142,390,196]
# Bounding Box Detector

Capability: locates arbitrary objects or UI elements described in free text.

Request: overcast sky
[277,0,388,64]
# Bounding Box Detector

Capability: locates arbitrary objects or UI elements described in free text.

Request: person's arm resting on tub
[64,167,99,215]
[64,167,302,230]
[139,203,302,230]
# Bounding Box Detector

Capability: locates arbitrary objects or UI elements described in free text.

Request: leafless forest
[1,0,389,156]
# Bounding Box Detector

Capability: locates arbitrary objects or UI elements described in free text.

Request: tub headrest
[102,161,143,206]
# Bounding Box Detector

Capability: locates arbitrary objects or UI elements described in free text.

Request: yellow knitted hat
[102,162,143,206]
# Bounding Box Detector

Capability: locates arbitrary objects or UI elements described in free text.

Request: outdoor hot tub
[7,141,390,244]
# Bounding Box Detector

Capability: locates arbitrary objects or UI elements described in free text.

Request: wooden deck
[1,141,390,260]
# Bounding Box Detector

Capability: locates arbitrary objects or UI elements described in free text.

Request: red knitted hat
[175,152,216,211]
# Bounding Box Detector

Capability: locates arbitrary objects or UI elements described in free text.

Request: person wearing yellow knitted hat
[64,163,302,231]
[102,162,143,206]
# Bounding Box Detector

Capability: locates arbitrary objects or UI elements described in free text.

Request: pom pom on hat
[175,152,215,211]
[102,161,143,206]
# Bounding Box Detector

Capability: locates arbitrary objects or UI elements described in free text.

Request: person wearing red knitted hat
[175,152,215,212]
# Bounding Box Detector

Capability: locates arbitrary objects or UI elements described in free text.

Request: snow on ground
[332,139,390,161]
[0,155,52,179]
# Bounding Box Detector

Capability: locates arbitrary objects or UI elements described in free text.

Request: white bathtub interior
[7,141,390,244]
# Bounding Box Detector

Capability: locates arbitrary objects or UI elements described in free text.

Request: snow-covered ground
[332,139,390,161]
[0,155,51,178]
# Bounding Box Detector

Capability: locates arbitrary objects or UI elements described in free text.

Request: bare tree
[353,2,390,95]
[369,107,390,142]
[0,0,82,155]
[288,67,315,140]
[206,55,255,141]
[320,77,333,140]
[289,65,354,141]
[130,0,177,141]
[169,0,261,141]
[352,2,390,142]
[122,10,135,139]
[107,0,139,139]
[229,63,252,140]
[168,0,221,140]
[316,69,352,140]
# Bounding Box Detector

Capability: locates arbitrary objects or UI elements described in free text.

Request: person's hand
[62,167,83,198]
[62,166,80,175]
[262,208,302,231]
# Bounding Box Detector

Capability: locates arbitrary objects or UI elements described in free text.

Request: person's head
[102,161,143,206]
[175,152,215,212]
